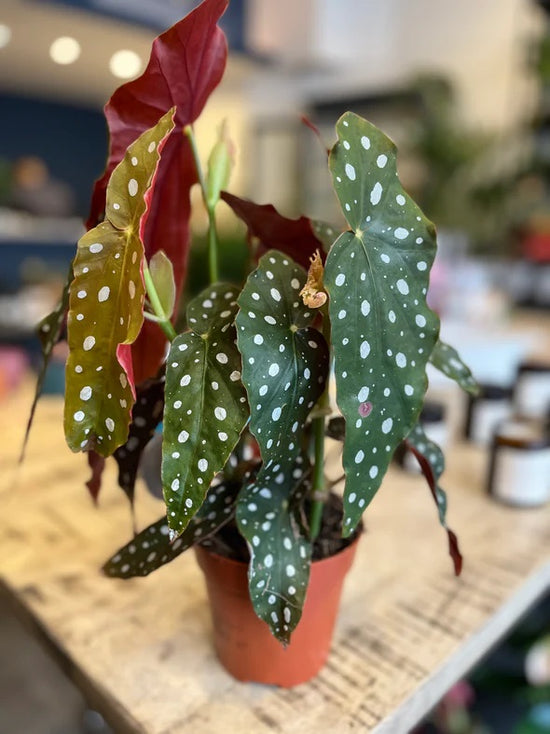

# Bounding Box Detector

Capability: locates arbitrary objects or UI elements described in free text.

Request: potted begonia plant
[28,0,478,687]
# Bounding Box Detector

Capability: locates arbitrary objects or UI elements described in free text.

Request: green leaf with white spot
[235,252,328,643]
[430,339,479,396]
[162,283,248,536]
[325,111,440,535]
[104,478,239,578]
[236,454,312,644]
[21,266,72,462]
[64,110,176,457]
[236,250,329,472]
[404,423,462,575]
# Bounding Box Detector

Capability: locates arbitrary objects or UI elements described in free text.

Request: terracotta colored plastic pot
[194,534,360,687]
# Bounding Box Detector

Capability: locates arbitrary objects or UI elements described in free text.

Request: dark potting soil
[200,493,362,563]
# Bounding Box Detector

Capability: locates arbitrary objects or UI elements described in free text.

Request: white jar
[488,418,550,507]
[514,362,550,420]
[465,384,514,446]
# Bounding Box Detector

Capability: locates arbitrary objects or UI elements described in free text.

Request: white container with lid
[487,417,550,507]
[514,362,550,419]
[464,384,514,446]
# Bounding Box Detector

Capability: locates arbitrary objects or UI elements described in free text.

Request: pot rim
[195,523,363,570]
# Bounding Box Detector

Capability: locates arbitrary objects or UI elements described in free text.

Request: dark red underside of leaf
[221,191,326,270]
[114,372,165,505]
[86,451,106,504]
[87,0,228,384]
[132,139,196,383]
[405,443,463,576]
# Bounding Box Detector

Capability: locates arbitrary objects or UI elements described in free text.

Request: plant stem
[184,124,219,284]
[206,206,219,285]
[309,409,327,541]
[309,308,331,541]
[143,265,177,342]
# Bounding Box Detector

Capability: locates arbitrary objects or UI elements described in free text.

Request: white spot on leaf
[370,182,383,205]
[215,407,227,421]
[345,163,356,181]
[396,279,409,295]
[382,418,393,434]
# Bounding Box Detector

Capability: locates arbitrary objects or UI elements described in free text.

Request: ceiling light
[50,36,81,65]
[109,50,142,79]
[0,24,12,49]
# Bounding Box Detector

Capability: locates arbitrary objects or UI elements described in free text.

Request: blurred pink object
[442,679,476,710]
[0,347,29,395]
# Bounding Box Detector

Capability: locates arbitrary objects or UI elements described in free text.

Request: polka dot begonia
[64,110,176,458]
[325,111,440,534]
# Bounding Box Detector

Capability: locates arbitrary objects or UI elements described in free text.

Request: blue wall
[45,0,246,50]
[0,93,107,217]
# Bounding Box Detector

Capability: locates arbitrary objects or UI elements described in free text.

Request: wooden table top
[1,376,549,734]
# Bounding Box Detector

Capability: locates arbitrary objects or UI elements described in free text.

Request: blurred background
[1,1,550,732]
[2,0,550,384]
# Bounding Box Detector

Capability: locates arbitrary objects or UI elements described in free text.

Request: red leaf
[221,192,326,270]
[86,451,106,503]
[406,443,463,576]
[88,0,228,384]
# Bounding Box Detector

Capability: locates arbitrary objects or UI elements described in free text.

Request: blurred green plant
[410,75,531,255]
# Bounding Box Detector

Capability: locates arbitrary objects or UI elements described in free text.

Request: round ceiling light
[0,24,12,49]
[50,36,81,65]
[109,49,142,79]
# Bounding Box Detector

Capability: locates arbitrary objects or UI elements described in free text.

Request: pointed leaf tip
[21,267,71,463]
[104,478,238,578]
[237,455,312,644]
[405,422,463,576]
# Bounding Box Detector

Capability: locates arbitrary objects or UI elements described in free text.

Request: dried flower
[300,251,327,308]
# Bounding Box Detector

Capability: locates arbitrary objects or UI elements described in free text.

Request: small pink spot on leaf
[358,401,372,418]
